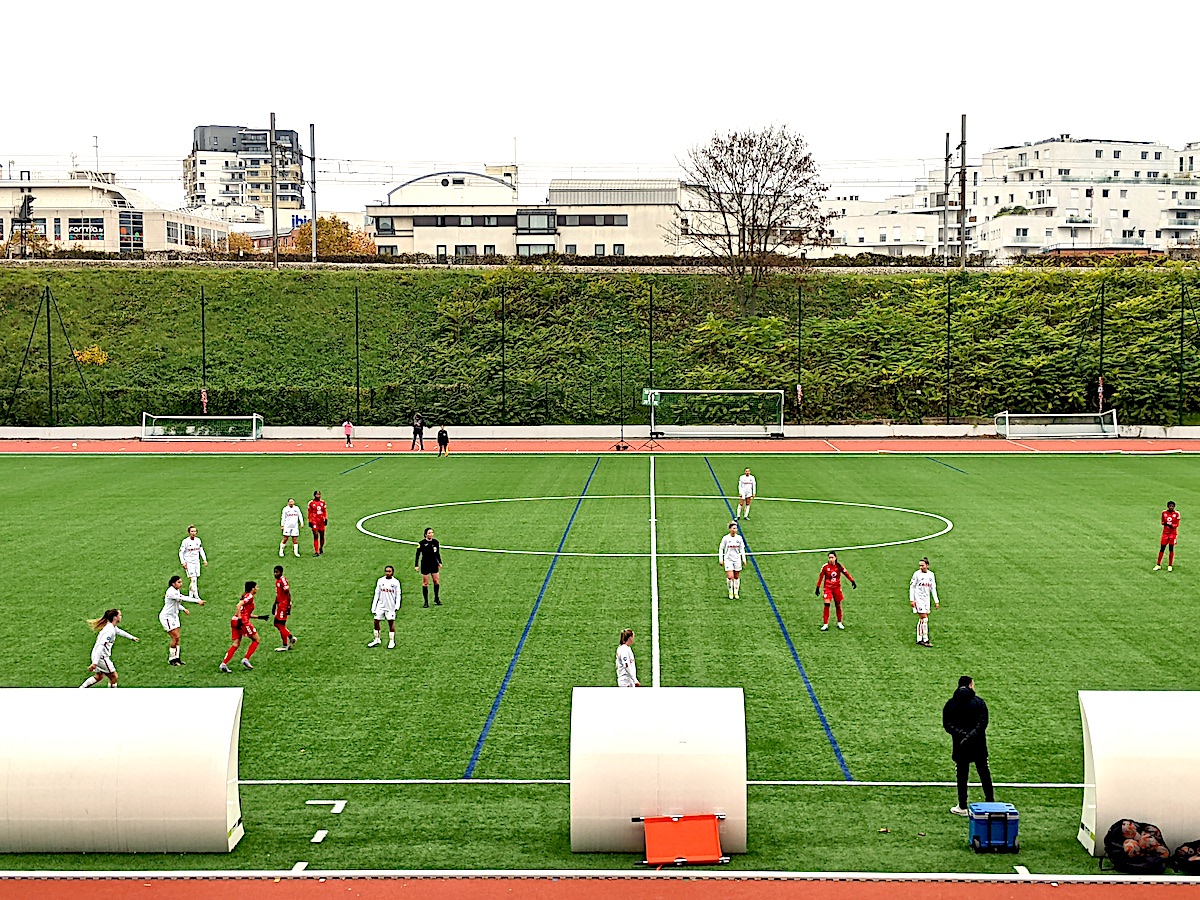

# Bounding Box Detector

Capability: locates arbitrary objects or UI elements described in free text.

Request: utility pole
[309,123,317,263]
[958,114,968,268]
[942,132,951,266]
[269,112,279,269]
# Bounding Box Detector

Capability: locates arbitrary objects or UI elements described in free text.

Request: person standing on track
[816,551,856,631]
[416,528,443,607]
[308,490,328,557]
[342,419,354,448]
[160,574,203,666]
[909,557,940,647]
[80,608,138,688]
[736,468,757,520]
[719,521,747,600]
[1155,501,1180,571]
[411,412,425,451]
[368,565,402,648]
[616,629,641,687]
[436,424,450,457]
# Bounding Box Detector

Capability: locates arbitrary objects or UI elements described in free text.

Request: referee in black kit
[415,527,443,607]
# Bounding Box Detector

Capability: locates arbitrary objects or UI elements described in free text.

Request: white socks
[189,576,199,598]
[169,646,179,662]
[917,618,929,642]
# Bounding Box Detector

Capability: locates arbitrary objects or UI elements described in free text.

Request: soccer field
[3,451,1197,874]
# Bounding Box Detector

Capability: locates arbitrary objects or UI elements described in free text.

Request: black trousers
[412,430,424,449]
[956,756,994,808]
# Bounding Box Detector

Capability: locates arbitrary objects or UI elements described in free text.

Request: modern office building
[184,124,305,223]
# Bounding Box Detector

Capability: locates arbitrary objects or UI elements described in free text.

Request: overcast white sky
[5,0,1196,210]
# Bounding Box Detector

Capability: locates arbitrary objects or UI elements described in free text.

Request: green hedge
[1,264,1197,426]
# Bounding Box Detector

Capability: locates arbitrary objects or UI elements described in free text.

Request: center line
[649,455,661,688]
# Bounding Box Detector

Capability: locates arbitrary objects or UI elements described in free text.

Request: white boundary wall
[570,687,746,854]
[0,688,244,853]
[1078,690,1200,856]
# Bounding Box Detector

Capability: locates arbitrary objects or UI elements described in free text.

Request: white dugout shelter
[570,686,747,853]
[1078,690,1200,855]
[0,688,245,852]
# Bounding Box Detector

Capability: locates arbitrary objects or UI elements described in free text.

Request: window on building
[1102,189,1110,197]
[1120,190,1128,198]
[454,245,477,258]
[564,244,576,255]
[200,228,213,246]
[436,244,447,262]
[517,210,556,234]
[53,218,62,241]
[1149,171,1160,179]
[1096,149,1104,158]
[1122,229,1135,238]
[614,214,629,226]
[1112,171,1120,177]
[435,216,446,227]
[892,226,901,242]
[1138,230,1146,238]
[1156,230,1162,238]
[1134,172,1140,178]
[376,216,395,235]
[594,244,605,256]
[879,231,887,243]
[68,217,105,241]
[564,215,580,226]
[916,226,926,241]
[183,223,197,247]
[516,244,555,256]
[200,159,207,165]
[484,215,498,227]
[1122,210,1130,218]
[166,221,180,243]
[613,243,625,255]
[378,245,398,256]
[1016,228,1029,237]
[1155,151,1162,160]
[1110,209,1118,219]
[483,244,496,256]
[1113,150,1121,159]
[1188,191,1198,200]
[1059,169,1071,176]
[857,227,865,243]
[459,216,473,226]
[0,219,5,241]
[452,177,465,185]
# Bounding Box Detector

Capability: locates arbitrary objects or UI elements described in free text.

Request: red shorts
[1162,530,1178,546]
[230,619,258,642]
[823,586,844,603]
[309,522,326,531]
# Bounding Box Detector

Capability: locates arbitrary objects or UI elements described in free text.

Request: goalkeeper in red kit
[1155,501,1180,571]
[308,490,328,556]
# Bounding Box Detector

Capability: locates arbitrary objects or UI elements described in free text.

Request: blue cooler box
[968,802,1019,853]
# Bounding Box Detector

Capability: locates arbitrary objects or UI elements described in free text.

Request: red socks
[222,646,237,665]
[835,601,843,623]
[245,639,259,660]
[822,605,830,625]
[277,624,291,644]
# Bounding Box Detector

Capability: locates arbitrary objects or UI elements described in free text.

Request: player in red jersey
[272,564,297,651]
[1155,501,1180,571]
[308,490,328,556]
[815,552,856,631]
[220,581,266,672]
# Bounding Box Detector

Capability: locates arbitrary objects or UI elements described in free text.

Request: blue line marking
[340,456,383,475]
[704,457,853,781]
[925,456,969,475]
[464,457,602,778]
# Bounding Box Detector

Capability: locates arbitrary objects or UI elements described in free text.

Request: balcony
[1168,198,1200,208]
[1009,158,1038,172]
[1164,218,1200,229]
[1005,234,1035,245]
[1060,216,1096,227]
[1115,237,1145,245]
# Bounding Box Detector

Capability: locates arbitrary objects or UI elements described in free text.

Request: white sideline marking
[311,830,328,844]
[291,861,308,871]
[357,495,953,558]
[1015,866,1031,876]
[752,780,1084,788]
[242,778,1079,788]
[824,440,841,452]
[305,799,346,813]
[649,456,661,688]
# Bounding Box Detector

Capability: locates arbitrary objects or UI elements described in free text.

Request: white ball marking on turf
[356,495,953,558]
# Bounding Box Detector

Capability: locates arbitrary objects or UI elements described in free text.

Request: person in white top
[736,468,757,520]
[719,521,748,599]
[368,565,402,649]
[909,557,941,648]
[178,525,208,600]
[80,608,139,688]
[616,628,641,687]
[280,498,304,558]
[160,574,204,666]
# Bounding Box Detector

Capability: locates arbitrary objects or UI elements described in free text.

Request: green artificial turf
[1,452,1196,873]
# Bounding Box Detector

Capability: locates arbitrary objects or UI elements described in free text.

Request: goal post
[994,410,1119,439]
[647,390,785,438]
[141,412,264,441]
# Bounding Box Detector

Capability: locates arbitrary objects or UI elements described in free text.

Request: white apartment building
[1,170,230,254]
[184,125,305,224]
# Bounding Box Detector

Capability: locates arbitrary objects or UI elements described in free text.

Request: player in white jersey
[279,498,304,558]
[909,557,940,647]
[616,628,641,687]
[736,468,757,519]
[368,565,402,649]
[80,608,139,688]
[159,574,205,666]
[719,521,748,599]
[178,525,208,600]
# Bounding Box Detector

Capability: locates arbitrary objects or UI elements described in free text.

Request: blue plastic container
[968,802,1019,853]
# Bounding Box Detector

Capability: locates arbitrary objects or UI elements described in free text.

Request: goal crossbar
[141,413,264,441]
[648,390,785,438]
[994,410,1119,439]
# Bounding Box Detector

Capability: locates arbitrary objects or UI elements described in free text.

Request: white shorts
[185,562,201,578]
[91,656,115,675]
[372,601,398,621]
[282,525,300,537]
[739,490,754,500]
[723,558,743,573]
[913,597,931,614]
[160,611,180,632]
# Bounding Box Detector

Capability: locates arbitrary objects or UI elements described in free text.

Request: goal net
[994,410,1120,439]
[647,390,785,438]
[141,413,264,441]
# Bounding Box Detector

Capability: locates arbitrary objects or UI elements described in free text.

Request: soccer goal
[141,412,264,441]
[646,390,785,438]
[994,410,1120,439]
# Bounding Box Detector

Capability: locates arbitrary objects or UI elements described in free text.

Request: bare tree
[674,126,835,315]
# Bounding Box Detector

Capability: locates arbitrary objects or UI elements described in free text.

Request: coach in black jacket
[942,675,996,816]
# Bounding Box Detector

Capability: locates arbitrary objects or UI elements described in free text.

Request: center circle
[355,495,953,558]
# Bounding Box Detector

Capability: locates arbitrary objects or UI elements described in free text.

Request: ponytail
[620,629,634,645]
[88,608,120,631]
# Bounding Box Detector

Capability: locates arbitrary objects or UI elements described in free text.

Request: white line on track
[649,456,661,688]
[1006,439,1041,452]
[824,440,841,452]
[357,495,953,558]
[240,778,1080,788]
